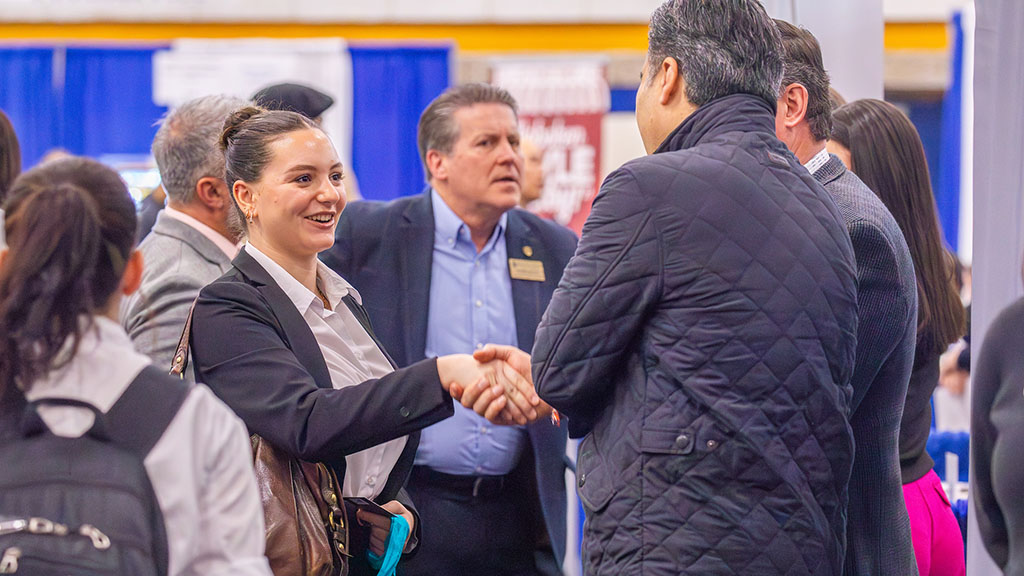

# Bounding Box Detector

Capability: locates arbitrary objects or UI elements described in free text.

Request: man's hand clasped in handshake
[436,345,552,426]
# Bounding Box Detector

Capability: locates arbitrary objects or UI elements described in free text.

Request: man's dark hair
[647,0,783,110]
[417,83,519,181]
[775,19,833,141]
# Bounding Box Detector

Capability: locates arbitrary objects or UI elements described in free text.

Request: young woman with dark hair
[0,157,271,575]
[190,106,542,575]
[829,98,967,576]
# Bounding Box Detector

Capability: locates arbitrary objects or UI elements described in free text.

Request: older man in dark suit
[321,84,576,576]
[774,20,920,575]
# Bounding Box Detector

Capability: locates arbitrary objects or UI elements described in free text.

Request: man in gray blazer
[774,20,920,576]
[121,95,247,375]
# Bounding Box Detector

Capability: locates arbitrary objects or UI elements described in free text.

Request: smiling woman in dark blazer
[189,107,539,575]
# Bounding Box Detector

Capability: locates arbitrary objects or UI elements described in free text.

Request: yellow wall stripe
[0,23,649,52]
[884,22,950,51]
[0,21,949,52]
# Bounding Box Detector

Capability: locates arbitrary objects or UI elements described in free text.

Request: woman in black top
[829,99,966,576]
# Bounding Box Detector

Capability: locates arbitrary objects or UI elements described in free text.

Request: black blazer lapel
[398,192,435,363]
[506,211,547,353]
[342,295,401,370]
[231,249,334,389]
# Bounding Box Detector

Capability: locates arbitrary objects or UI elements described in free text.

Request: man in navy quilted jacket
[528,1,859,574]
[774,20,919,576]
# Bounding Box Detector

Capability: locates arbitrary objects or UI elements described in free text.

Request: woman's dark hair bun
[219,105,267,151]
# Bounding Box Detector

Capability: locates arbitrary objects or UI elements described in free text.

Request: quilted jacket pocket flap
[576,434,615,514]
[640,427,695,455]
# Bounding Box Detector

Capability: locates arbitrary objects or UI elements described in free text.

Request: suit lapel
[399,192,435,362]
[506,211,546,353]
[232,249,334,389]
[342,295,400,369]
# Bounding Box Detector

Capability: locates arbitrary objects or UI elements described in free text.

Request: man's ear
[120,250,144,296]
[778,83,809,129]
[195,177,231,211]
[426,149,447,182]
[657,57,684,106]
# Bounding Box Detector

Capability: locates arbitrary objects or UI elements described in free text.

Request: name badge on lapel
[509,258,545,282]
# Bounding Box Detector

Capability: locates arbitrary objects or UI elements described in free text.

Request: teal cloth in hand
[366,514,409,576]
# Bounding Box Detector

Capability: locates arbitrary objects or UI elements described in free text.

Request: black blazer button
[399,406,411,418]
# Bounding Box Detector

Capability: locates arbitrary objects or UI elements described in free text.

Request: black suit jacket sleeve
[845,218,915,413]
[190,278,455,472]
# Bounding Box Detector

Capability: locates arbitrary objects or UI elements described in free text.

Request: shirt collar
[803,147,832,176]
[430,189,507,254]
[27,315,151,410]
[163,205,241,260]
[243,243,362,316]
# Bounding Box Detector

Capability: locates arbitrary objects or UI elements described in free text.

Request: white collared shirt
[163,206,241,260]
[26,316,271,576]
[244,244,405,499]
[804,147,832,176]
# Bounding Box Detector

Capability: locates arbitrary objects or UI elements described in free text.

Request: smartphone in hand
[344,497,396,519]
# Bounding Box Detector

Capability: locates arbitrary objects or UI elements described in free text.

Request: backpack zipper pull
[0,547,21,573]
[79,524,111,550]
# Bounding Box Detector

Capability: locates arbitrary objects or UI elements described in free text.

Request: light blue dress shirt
[414,190,527,476]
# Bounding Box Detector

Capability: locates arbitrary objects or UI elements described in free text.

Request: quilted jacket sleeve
[846,218,916,413]
[532,167,662,437]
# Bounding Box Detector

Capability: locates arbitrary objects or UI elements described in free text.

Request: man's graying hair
[775,19,833,141]
[417,83,519,181]
[647,0,783,111]
[152,95,248,205]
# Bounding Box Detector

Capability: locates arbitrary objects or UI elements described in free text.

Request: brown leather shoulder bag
[172,298,350,576]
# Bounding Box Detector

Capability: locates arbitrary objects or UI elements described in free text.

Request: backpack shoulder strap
[105,366,191,457]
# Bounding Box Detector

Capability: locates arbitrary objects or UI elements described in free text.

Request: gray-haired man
[774,20,919,576]
[121,95,247,374]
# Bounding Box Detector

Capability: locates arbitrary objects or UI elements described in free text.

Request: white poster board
[152,38,353,167]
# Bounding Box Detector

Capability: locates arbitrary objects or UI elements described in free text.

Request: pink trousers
[903,469,966,576]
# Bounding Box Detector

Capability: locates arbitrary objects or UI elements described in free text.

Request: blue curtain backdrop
[0,43,450,203]
[936,12,965,253]
[349,45,450,201]
[61,47,168,160]
[0,48,59,170]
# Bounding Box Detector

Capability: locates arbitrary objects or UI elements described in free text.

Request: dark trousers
[399,467,541,576]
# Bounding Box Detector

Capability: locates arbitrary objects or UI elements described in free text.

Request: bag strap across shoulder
[170,297,200,378]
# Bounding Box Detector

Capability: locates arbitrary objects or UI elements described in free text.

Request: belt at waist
[410,466,508,499]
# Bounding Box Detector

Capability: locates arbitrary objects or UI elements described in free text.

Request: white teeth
[307,214,333,223]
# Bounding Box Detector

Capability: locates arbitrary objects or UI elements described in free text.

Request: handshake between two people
[435,344,553,426]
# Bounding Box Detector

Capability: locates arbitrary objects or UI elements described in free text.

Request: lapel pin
[522,246,534,257]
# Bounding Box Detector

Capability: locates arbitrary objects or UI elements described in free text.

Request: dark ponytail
[0,157,136,408]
